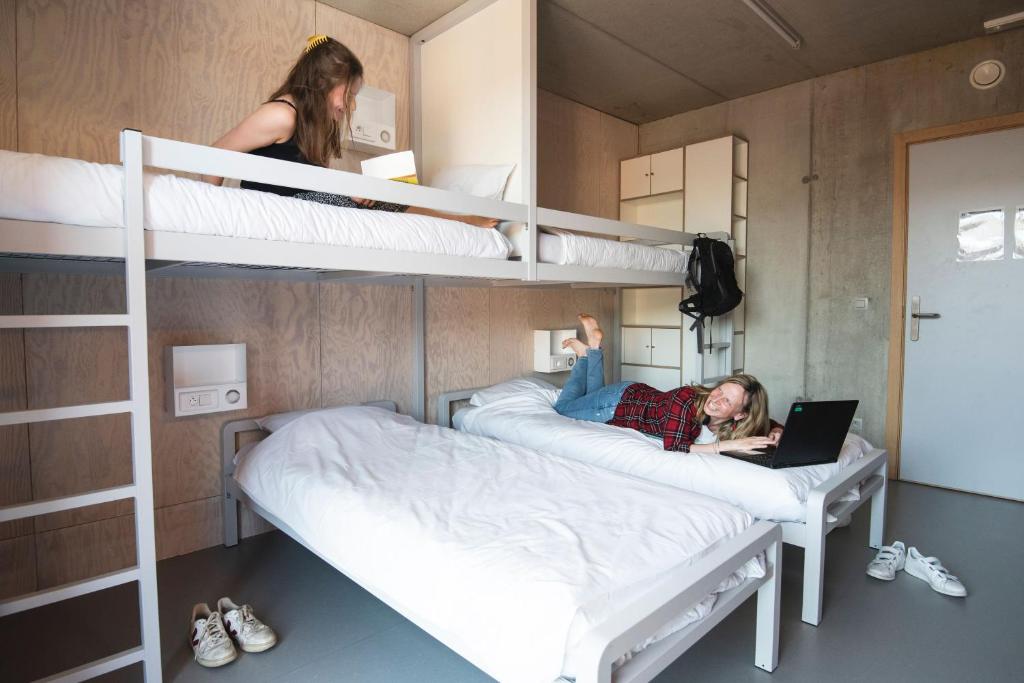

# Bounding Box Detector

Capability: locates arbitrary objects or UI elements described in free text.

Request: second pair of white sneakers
[190,597,278,668]
[866,541,967,597]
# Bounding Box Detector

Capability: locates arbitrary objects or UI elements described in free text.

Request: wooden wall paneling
[155,496,221,560]
[0,274,32,541]
[21,274,132,531]
[487,287,533,383]
[139,0,314,154]
[538,89,601,216]
[598,113,638,220]
[147,278,321,512]
[320,283,413,414]
[425,287,489,423]
[315,1,411,174]
[0,0,16,151]
[34,510,136,589]
[16,0,146,162]
[0,536,37,600]
[240,503,276,540]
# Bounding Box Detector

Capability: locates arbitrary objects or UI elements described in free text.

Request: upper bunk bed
[0,0,721,288]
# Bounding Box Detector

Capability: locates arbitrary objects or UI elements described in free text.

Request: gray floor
[3,481,1021,682]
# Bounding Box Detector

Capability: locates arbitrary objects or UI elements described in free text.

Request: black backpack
[679,234,743,349]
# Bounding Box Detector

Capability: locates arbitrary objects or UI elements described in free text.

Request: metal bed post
[412,277,426,422]
[0,129,162,680]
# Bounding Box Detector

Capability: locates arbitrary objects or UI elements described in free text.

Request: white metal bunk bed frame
[220,408,783,682]
[0,136,162,681]
[437,388,889,626]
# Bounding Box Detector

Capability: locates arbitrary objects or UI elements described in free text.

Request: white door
[650,328,681,367]
[901,126,1024,500]
[620,156,651,199]
[650,148,684,195]
[621,327,652,365]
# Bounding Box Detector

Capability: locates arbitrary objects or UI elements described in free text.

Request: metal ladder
[0,130,162,681]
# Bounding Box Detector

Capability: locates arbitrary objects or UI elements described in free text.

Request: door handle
[910,296,941,341]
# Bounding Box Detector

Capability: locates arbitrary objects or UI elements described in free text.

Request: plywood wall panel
[425,287,490,422]
[0,536,37,600]
[598,114,639,220]
[315,2,411,174]
[34,512,136,589]
[486,287,533,383]
[140,0,314,151]
[0,0,16,151]
[155,496,221,561]
[320,283,413,414]
[147,278,321,509]
[16,0,145,162]
[0,274,32,541]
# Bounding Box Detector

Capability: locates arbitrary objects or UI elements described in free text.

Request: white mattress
[0,149,513,259]
[234,405,763,682]
[455,381,875,523]
[501,222,687,272]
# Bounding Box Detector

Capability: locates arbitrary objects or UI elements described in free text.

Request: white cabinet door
[650,148,684,195]
[684,136,734,233]
[621,327,652,365]
[620,365,681,392]
[650,328,681,367]
[620,156,651,200]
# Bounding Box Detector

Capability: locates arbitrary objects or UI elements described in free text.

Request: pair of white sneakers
[866,541,967,597]
[190,597,278,668]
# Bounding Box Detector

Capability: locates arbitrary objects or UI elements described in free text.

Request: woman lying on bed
[203,34,497,229]
[555,314,783,453]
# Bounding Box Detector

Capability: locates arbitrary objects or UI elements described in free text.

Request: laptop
[720,400,858,469]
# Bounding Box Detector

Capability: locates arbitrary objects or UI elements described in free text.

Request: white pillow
[254,408,319,433]
[430,164,515,200]
[469,377,556,407]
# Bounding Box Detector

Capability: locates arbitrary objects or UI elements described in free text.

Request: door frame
[886,111,1024,480]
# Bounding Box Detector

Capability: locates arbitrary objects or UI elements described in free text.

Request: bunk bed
[220,403,781,682]
[439,379,888,626]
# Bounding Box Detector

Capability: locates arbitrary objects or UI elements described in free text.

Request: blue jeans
[553,348,632,423]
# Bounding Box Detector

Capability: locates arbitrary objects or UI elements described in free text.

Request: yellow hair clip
[305,34,329,53]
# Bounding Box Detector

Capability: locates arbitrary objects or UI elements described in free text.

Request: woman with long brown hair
[204,35,497,228]
[554,314,782,453]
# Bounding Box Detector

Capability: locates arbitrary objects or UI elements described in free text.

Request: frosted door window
[1016,208,1023,260]
[956,209,1004,261]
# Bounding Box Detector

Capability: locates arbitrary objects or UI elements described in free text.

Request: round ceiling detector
[970,60,1005,90]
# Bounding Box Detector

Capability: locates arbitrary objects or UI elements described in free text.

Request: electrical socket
[850,417,863,434]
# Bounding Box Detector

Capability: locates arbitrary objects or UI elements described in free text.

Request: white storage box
[534,329,577,373]
[166,344,247,417]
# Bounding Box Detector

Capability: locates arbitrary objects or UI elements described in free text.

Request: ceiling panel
[316,0,464,37]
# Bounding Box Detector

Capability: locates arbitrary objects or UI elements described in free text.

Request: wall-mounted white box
[534,329,577,373]
[351,85,396,153]
[166,344,247,417]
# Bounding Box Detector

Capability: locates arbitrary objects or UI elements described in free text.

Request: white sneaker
[904,547,967,597]
[866,541,906,581]
[190,603,238,667]
[218,597,278,653]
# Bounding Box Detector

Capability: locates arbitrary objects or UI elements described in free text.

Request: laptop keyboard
[723,445,777,467]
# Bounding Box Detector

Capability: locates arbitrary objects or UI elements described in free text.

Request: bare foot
[561,337,589,356]
[460,215,499,229]
[578,313,603,349]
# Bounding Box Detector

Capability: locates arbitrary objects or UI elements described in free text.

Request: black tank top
[239,99,314,197]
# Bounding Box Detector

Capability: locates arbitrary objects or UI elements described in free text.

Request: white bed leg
[801,505,827,626]
[223,478,239,547]
[755,540,781,672]
[869,461,888,550]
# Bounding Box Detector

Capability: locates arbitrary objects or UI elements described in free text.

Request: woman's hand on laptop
[722,436,775,453]
[768,427,784,445]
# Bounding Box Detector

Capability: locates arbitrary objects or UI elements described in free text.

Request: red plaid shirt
[609,384,702,452]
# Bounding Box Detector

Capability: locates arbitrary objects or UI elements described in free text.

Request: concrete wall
[639,31,1024,446]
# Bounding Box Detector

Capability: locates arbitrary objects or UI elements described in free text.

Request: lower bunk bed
[221,403,782,682]
[440,378,889,627]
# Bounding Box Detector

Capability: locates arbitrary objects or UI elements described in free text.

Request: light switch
[852,297,869,310]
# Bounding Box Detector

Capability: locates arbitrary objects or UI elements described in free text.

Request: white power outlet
[850,417,863,434]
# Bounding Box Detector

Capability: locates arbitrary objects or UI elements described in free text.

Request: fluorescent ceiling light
[984,10,1024,33]
[741,0,803,49]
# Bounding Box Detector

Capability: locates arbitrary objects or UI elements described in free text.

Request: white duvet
[233,406,763,682]
[0,149,511,259]
[456,381,874,523]
[0,149,686,273]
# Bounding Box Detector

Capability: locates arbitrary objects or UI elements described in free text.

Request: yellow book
[360,151,418,184]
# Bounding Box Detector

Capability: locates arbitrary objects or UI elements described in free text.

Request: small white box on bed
[534,329,577,373]
[166,343,247,417]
